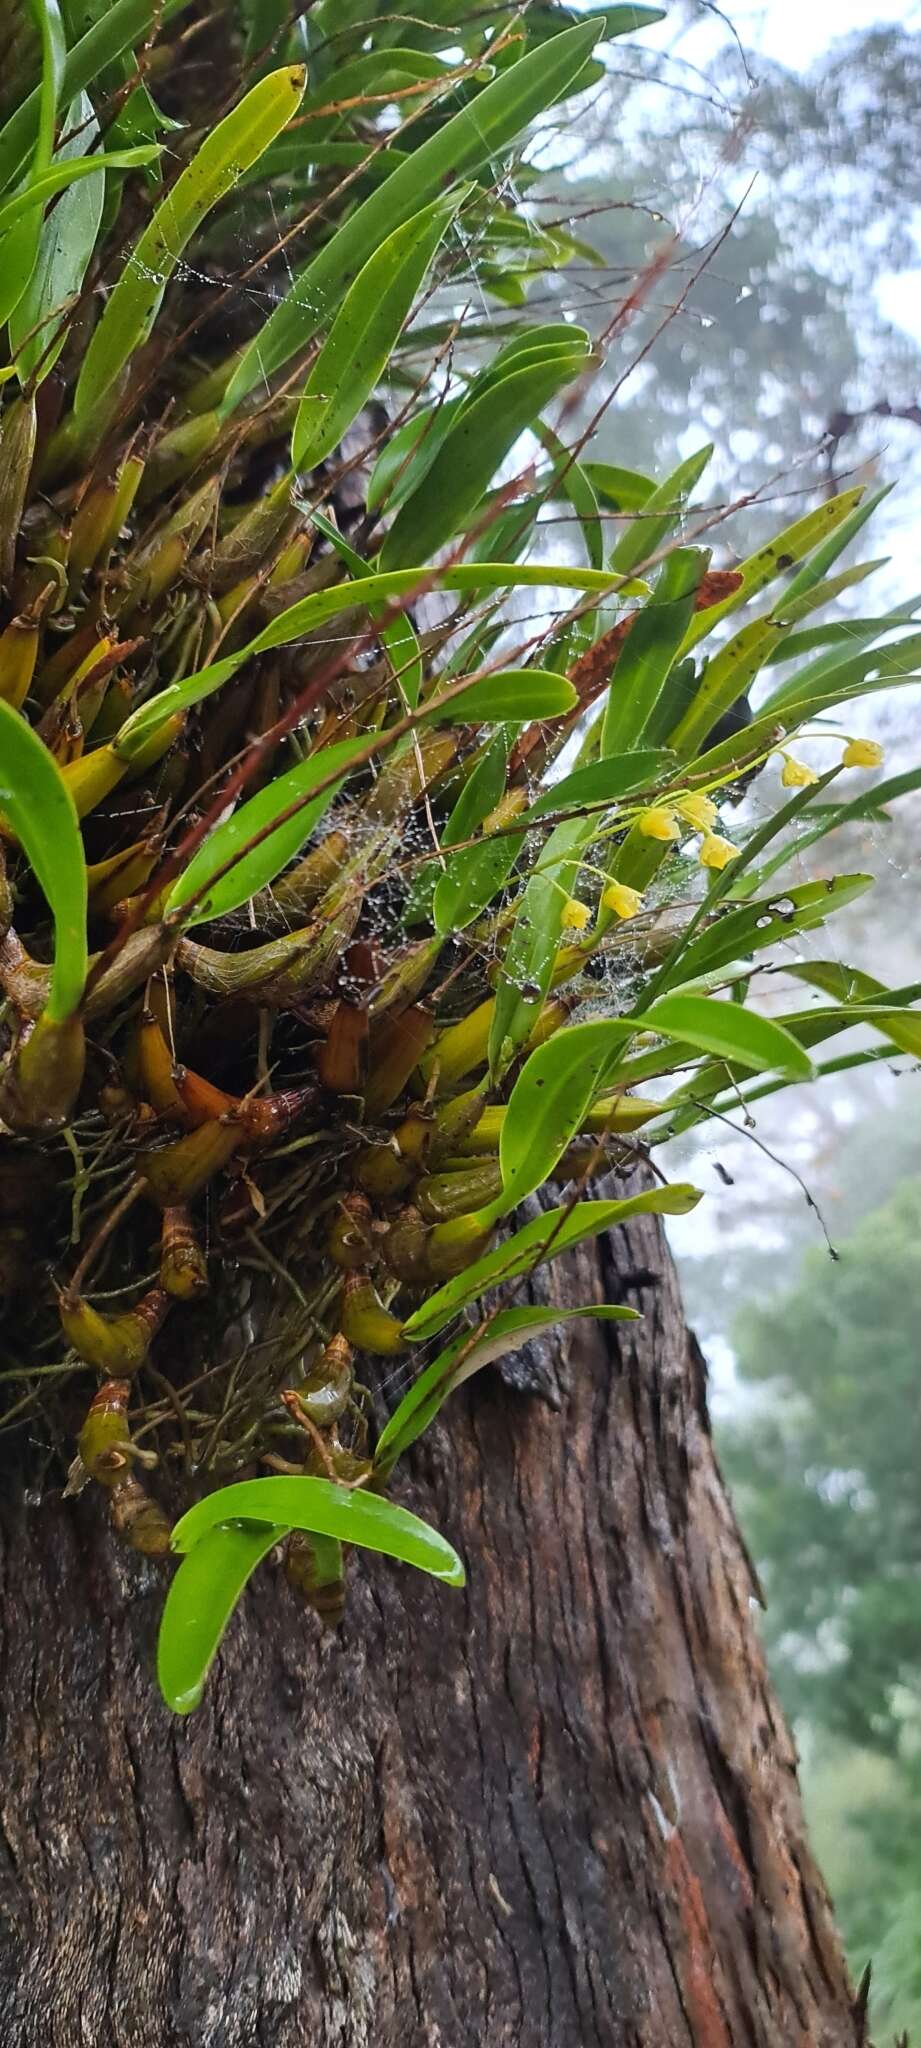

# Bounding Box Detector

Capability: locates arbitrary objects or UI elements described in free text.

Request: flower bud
[780,755,818,789]
[560,897,590,932]
[673,792,718,832]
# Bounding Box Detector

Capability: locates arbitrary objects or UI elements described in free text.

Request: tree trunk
[0,1190,861,2048]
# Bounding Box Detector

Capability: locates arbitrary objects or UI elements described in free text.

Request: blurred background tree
[723,1179,921,2030]
[544,14,921,538]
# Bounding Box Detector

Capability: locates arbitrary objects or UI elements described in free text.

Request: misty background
[540,2,921,2033]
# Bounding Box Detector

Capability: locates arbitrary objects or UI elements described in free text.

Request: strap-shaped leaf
[166,736,363,926]
[291,191,464,472]
[220,18,603,412]
[493,1018,638,1216]
[432,728,513,934]
[311,510,423,710]
[113,560,633,758]
[526,749,673,820]
[402,1185,702,1342]
[374,1303,642,1477]
[640,994,813,1079]
[601,547,706,754]
[607,445,711,575]
[0,0,66,327]
[0,0,186,193]
[380,345,591,570]
[0,144,160,242]
[677,485,871,656]
[9,91,103,383]
[157,1521,280,1716]
[753,769,921,891]
[0,700,87,1019]
[158,1477,464,1714]
[670,874,875,987]
[441,668,575,723]
[74,64,306,427]
[170,1476,465,1578]
[488,811,594,1076]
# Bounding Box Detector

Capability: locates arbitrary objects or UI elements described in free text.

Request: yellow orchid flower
[781,755,818,788]
[638,805,680,842]
[602,882,644,921]
[842,738,884,768]
[698,832,739,871]
[560,897,591,931]
[673,792,717,832]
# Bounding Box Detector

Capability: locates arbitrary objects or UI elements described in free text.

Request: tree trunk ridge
[0,1182,860,2046]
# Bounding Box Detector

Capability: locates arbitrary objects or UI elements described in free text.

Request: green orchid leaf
[0,0,186,194]
[640,993,814,1079]
[74,64,306,429]
[671,874,875,986]
[113,560,633,758]
[402,1185,702,1343]
[311,511,423,711]
[379,343,591,570]
[170,1476,465,1583]
[437,668,576,724]
[8,92,103,383]
[0,700,87,1019]
[536,422,604,571]
[583,461,655,511]
[751,768,921,891]
[493,1017,638,1216]
[0,0,66,328]
[525,749,674,820]
[374,1302,641,1477]
[607,445,712,575]
[677,485,869,656]
[166,736,362,925]
[0,143,160,242]
[157,1520,281,1715]
[488,811,594,1076]
[291,192,464,472]
[220,18,603,412]
[601,547,707,754]
[432,728,513,934]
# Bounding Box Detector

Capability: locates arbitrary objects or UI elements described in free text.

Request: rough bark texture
[0,1192,862,2048]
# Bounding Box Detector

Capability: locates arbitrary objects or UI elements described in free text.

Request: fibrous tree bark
[0,1186,862,2047]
